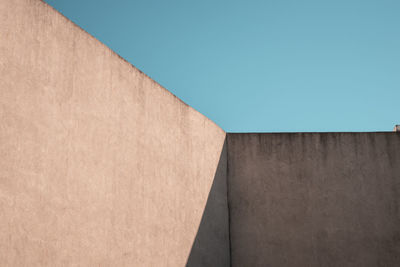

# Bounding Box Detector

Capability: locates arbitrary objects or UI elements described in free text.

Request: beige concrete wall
[0,0,228,266]
[227,133,400,267]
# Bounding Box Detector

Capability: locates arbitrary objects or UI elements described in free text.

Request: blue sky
[44,0,399,132]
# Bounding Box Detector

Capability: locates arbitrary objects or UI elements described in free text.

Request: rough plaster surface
[0,0,228,266]
[227,133,400,267]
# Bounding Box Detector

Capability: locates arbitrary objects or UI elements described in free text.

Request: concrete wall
[0,0,229,266]
[227,133,400,267]
[2,1,400,267]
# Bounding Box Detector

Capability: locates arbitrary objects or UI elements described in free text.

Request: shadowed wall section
[0,0,227,266]
[186,141,230,267]
[227,133,400,267]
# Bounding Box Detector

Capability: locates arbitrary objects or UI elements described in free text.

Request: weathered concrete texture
[227,133,400,267]
[0,0,228,266]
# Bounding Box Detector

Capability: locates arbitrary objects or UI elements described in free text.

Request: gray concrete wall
[0,0,229,266]
[227,133,400,267]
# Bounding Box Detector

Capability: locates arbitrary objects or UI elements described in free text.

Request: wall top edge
[36,0,225,134]
[227,131,399,135]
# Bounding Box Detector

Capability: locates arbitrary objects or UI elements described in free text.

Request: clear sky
[44,0,399,132]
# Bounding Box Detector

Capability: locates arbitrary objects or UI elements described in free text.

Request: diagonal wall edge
[0,0,229,266]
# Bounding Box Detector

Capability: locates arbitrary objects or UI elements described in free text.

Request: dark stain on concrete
[227,132,400,267]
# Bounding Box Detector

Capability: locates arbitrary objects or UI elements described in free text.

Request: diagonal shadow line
[185,140,231,267]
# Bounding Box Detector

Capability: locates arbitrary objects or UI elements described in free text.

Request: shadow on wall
[185,141,231,267]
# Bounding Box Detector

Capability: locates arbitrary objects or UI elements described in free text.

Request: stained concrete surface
[227,133,400,267]
[0,0,227,266]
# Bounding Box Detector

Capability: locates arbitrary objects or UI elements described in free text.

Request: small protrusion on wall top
[394,125,400,132]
